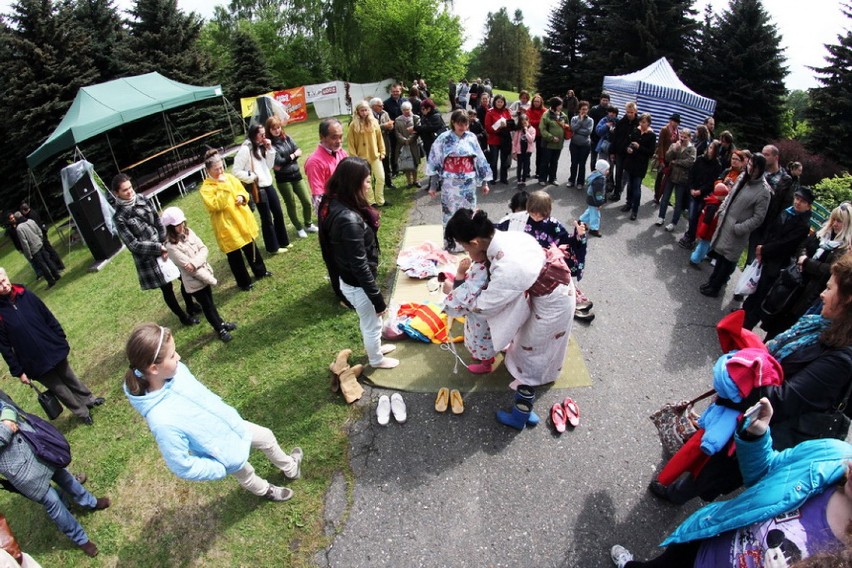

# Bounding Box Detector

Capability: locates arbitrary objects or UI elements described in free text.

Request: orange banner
[273,87,307,123]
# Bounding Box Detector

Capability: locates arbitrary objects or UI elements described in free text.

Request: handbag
[157,256,181,284]
[0,515,22,565]
[29,382,63,420]
[733,260,762,296]
[761,260,803,316]
[16,410,72,468]
[771,379,852,449]
[242,152,262,204]
[398,144,415,171]
[649,389,715,456]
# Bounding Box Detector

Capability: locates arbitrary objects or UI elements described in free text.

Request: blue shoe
[496,401,532,430]
[515,385,540,426]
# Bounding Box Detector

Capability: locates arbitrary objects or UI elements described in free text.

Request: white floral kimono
[443,261,494,361]
[474,231,575,386]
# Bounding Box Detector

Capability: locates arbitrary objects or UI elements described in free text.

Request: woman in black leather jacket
[266,116,317,239]
[318,158,399,369]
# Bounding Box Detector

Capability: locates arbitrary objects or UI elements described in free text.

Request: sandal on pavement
[435,387,449,413]
[376,395,391,425]
[390,393,407,423]
[374,357,399,369]
[563,397,580,427]
[550,403,567,433]
[380,344,396,355]
[450,389,464,414]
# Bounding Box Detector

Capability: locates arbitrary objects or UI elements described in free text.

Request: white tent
[602,58,716,131]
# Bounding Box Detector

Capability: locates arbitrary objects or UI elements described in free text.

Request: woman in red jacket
[526,94,546,180]
[485,94,513,185]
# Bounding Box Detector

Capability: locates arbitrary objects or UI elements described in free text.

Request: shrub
[769,138,845,186]
[813,173,852,210]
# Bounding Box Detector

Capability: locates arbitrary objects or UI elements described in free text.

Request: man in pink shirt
[304,118,348,213]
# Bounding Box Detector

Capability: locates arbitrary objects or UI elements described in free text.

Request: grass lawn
[0,109,418,566]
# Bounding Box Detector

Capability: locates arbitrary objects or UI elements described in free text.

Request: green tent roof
[27,72,223,169]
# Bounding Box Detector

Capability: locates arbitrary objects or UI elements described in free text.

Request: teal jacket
[125,362,252,481]
[662,431,851,545]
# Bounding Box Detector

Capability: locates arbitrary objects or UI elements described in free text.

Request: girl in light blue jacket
[123,323,303,502]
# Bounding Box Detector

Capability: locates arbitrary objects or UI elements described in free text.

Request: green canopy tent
[26,72,233,169]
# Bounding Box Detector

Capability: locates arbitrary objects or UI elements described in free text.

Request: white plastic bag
[157,256,181,283]
[734,260,762,296]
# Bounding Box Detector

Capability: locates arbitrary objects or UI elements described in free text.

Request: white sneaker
[297,229,308,238]
[390,393,407,423]
[374,357,399,369]
[665,223,675,232]
[305,224,319,233]
[655,217,664,226]
[376,395,391,425]
[276,247,288,253]
[286,447,303,480]
[610,545,634,568]
[380,344,396,355]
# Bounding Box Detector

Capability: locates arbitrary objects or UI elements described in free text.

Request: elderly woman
[266,116,317,239]
[110,173,199,325]
[233,123,289,254]
[348,100,387,207]
[370,97,397,190]
[199,150,270,291]
[445,208,575,402]
[426,110,491,246]
[394,101,421,188]
[0,396,110,557]
[700,154,771,297]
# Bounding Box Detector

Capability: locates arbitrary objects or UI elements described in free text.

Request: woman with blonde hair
[348,100,387,207]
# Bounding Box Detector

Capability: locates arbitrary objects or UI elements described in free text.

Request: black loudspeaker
[67,176,122,261]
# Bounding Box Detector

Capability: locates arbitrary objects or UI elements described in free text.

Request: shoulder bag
[650,389,715,456]
[29,381,63,420]
[761,260,804,316]
[16,410,72,468]
[771,377,852,449]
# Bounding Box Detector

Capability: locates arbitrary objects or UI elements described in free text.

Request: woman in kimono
[444,208,575,389]
[426,110,492,248]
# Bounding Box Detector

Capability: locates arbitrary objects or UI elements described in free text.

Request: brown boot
[80,540,99,557]
[339,364,364,403]
[329,349,352,376]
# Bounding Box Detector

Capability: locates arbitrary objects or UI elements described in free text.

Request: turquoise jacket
[125,362,252,481]
[662,431,852,545]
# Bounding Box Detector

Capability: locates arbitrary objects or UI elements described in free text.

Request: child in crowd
[579,159,609,237]
[161,207,237,342]
[499,190,529,232]
[690,182,730,266]
[443,257,496,374]
[124,323,303,502]
[511,113,536,187]
[496,190,594,321]
[467,108,488,153]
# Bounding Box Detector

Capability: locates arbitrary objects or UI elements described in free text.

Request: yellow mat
[361,225,592,392]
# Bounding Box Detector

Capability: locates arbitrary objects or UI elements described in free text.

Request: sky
[0,0,844,91]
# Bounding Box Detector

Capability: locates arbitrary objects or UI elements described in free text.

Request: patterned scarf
[766,314,831,361]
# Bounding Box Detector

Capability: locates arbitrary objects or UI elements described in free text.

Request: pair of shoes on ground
[218,321,238,342]
[373,344,399,369]
[574,300,595,323]
[496,385,539,430]
[377,393,407,424]
[435,388,464,414]
[549,397,580,433]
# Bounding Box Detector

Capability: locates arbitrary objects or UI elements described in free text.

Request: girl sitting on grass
[124,323,303,502]
[161,207,236,343]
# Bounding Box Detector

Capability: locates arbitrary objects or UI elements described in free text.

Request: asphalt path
[317,147,747,567]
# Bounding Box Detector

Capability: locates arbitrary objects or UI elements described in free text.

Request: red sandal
[550,403,567,433]
[563,397,580,427]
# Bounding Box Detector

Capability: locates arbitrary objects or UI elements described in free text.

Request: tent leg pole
[105,134,119,173]
[223,96,237,140]
[28,170,66,243]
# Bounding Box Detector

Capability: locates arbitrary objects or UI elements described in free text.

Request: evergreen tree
[468,8,539,91]
[538,0,587,98]
[806,3,852,167]
[691,0,786,147]
[72,0,126,80]
[227,28,278,107]
[0,0,99,209]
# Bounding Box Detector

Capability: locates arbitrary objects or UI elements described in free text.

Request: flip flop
[562,397,580,427]
[550,403,567,433]
[376,395,391,426]
[450,389,464,415]
[435,387,449,413]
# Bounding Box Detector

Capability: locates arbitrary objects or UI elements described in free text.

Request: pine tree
[468,8,539,91]
[227,29,278,107]
[72,0,126,80]
[693,0,787,147]
[0,0,99,208]
[538,0,588,98]
[805,3,852,167]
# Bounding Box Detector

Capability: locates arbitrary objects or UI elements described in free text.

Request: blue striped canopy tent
[602,58,716,132]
